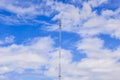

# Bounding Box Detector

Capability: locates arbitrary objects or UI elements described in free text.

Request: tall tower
[58,20,62,80]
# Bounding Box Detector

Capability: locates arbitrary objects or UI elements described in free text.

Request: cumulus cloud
[47,0,120,39]
[0,37,54,76]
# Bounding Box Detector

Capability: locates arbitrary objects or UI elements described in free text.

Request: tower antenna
[58,19,62,80]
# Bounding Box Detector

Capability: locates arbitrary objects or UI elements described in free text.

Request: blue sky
[0,0,120,80]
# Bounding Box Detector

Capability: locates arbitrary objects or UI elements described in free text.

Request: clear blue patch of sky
[1,26,46,44]
[107,0,120,10]
[35,12,58,24]
[71,48,87,62]
[99,34,120,50]
[0,9,15,16]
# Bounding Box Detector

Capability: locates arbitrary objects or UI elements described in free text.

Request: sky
[0,0,120,80]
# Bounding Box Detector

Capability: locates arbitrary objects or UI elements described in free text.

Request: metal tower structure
[58,20,62,80]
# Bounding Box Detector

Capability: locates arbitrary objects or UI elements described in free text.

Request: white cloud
[47,1,95,32]
[47,2,81,32]
[45,49,72,77]
[0,41,4,45]
[0,35,15,45]
[0,0,54,16]
[5,36,15,44]
[0,37,54,74]
[76,58,120,80]
[0,66,11,74]
[46,0,120,39]
[74,36,120,80]
[0,36,76,80]
[0,0,56,25]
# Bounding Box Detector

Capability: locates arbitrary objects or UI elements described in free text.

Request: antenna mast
[58,20,62,80]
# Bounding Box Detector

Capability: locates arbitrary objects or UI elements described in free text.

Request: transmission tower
[58,20,62,80]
